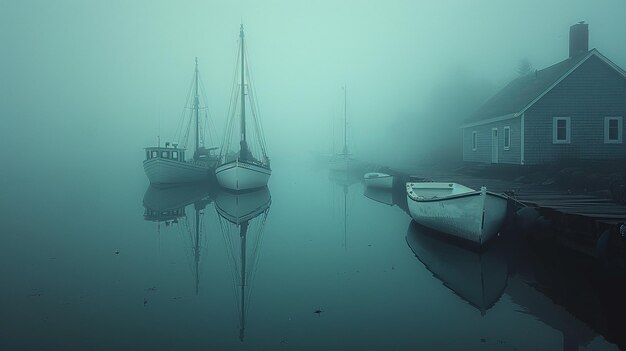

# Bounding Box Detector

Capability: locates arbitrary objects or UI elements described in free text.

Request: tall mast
[194,206,200,296]
[240,25,247,150]
[239,221,249,342]
[342,85,348,155]
[194,57,200,152]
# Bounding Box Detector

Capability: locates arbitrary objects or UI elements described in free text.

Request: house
[461,23,626,165]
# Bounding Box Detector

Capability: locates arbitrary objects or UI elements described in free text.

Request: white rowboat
[363,172,393,189]
[406,182,508,245]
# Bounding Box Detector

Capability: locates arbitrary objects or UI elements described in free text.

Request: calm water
[0,158,623,350]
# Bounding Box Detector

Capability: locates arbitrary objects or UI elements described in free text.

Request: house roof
[462,49,626,127]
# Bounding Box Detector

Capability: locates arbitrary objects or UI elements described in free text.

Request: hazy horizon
[3,0,626,170]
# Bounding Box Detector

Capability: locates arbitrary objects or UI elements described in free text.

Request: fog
[3,0,626,172]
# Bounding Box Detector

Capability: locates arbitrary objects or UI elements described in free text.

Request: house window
[172,151,178,160]
[151,151,158,158]
[162,151,169,158]
[503,126,510,150]
[472,131,477,151]
[553,117,571,144]
[604,117,623,144]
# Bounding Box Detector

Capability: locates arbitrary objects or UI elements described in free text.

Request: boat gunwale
[406,183,508,203]
[215,159,272,175]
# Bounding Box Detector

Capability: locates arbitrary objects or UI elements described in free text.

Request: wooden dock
[359,161,626,263]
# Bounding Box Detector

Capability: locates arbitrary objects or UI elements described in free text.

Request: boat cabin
[145,146,187,162]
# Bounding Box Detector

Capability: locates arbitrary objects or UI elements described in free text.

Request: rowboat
[405,182,508,245]
[363,172,393,189]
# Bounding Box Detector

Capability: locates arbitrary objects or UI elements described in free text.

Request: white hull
[143,158,212,185]
[406,182,508,245]
[215,160,271,191]
[363,172,393,189]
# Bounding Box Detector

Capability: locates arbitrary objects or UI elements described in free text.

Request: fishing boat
[363,172,393,189]
[214,186,271,341]
[143,58,219,186]
[405,182,508,245]
[215,25,271,191]
[406,221,508,314]
[328,85,355,172]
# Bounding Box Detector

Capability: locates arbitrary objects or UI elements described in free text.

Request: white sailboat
[143,58,219,186]
[328,85,354,171]
[214,186,271,341]
[215,25,271,191]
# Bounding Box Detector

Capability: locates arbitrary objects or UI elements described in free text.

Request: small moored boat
[405,182,508,245]
[363,172,393,189]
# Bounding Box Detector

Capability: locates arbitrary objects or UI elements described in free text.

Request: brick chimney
[569,22,589,58]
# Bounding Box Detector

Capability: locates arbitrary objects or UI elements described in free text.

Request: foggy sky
[3,0,626,170]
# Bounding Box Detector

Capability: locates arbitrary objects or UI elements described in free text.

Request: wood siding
[524,55,626,164]
[462,118,522,164]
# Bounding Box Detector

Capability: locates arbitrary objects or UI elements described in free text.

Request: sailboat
[215,25,271,191]
[143,58,219,186]
[214,186,271,341]
[328,85,354,171]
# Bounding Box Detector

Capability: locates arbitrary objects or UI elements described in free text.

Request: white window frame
[604,116,623,144]
[552,117,571,144]
[503,126,511,150]
[472,131,477,151]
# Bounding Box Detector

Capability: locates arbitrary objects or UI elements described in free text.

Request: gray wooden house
[461,23,626,165]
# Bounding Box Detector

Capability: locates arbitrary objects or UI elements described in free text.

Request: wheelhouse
[145,146,186,161]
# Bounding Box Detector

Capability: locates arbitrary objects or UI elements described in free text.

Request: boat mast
[342,85,348,155]
[194,57,200,152]
[239,25,247,158]
[239,221,249,342]
[194,205,200,296]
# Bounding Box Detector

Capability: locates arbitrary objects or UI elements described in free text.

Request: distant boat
[405,182,508,245]
[406,221,509,314]
[214,186,271,341]
[329,85,355,171]
[215,25,271,191]
[143,58,219,186]
[363,172,393,189]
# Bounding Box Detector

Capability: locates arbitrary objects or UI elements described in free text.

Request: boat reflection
[214,186,271,342]
[143,182,216,295]
[407,218,626,349]
[406,220,509,314]
[143,183,214,224]
[363,186,394,206]
[329,170,360,249]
